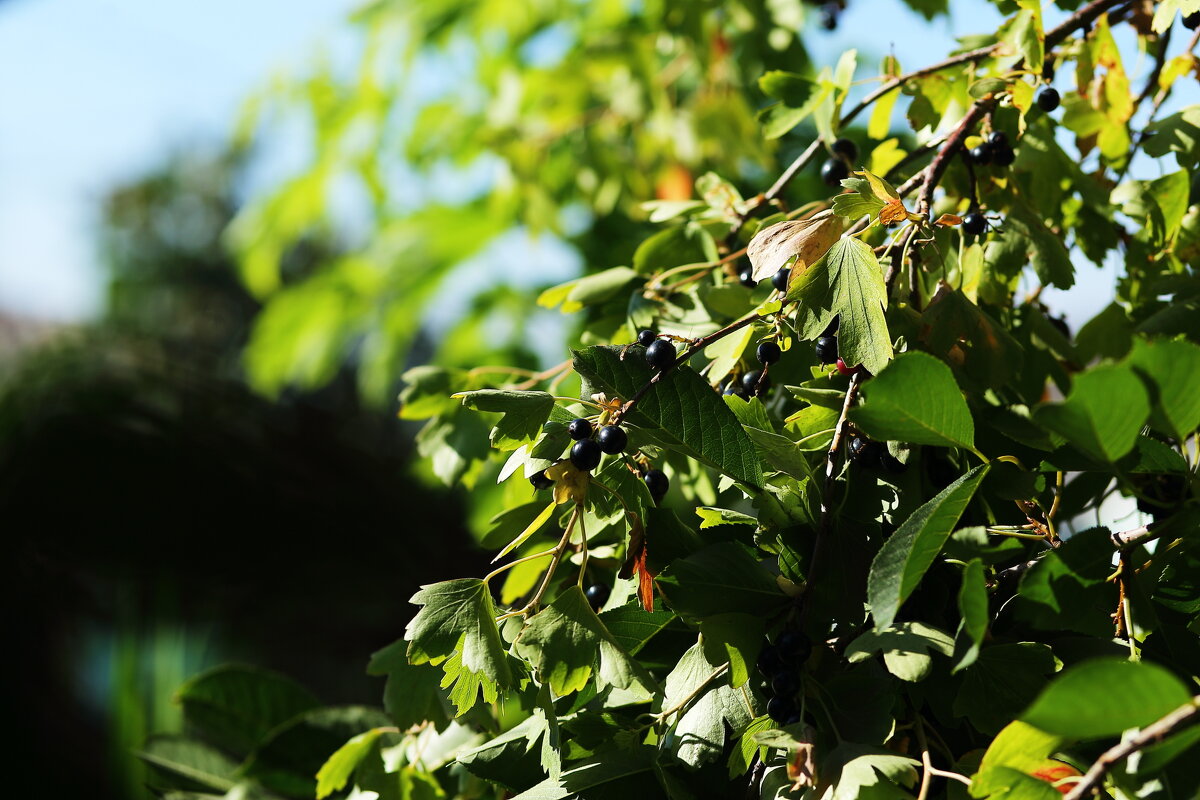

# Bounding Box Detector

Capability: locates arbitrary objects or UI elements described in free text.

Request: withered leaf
[747,209,843,282]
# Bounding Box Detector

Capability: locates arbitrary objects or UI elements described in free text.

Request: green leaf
[759,71,819,107]
[660,642,759,767]
[969,766,1063,800]
[824,743,920,800]
[510,748,657,800]
[978,720,1064,775]
[1143,106,1200,167]
[849,351,975,450]
[599,603,677,655]
[632,226,713,276]
[954,558,988,673]
[845,621,954,682]
[513,585,655,698]
[695,506,758,529]
[1020,658,1193,739]
[745,426,815,480]
[572,345,763,487]
[699,613,766,687]
[868,465,989,630]
[174,665,319,757]
[1126,337,1200,439]
[1034,364,1150,462]
[455,389,556,450]
[787,236,893,375]
[366,638,450,730]
[315,728,389,799]
[954,643,1059,735]
[831,175,887,222]
[538,267,638,312]
[137,735,239,793]
[458,713,556,790]
[405,578,514,714]
[656,542,789,619]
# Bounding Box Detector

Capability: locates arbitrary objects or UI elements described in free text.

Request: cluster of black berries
[847,435,906,473]
[739,263,794,292]
[820,137,856,187]
[720,339,782,400]
[967,130,1016,168]
[584,583,610,610]
[757,630,813,724]
[566,415,628,472]
[641,329,677,372]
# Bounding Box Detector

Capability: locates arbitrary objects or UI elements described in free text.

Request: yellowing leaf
[934,213,962,227]
[746,210,844,281]
[546,461,589,504]
[878,198,909,226]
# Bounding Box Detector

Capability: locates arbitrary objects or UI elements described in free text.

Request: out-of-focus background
[2,0,1194,797]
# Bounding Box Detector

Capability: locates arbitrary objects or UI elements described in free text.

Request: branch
[1063,696,1200,800]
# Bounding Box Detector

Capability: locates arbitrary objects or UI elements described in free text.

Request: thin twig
[1063,696,1200,800]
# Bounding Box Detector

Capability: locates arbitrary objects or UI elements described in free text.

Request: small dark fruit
[568,418,593,441]
[722,378,747,399]
[1037,87,1060,112]
[771,671,801,697]
[819,2,838,30]
[988,131,1008,149]
[757,645,785,677]
[969,143,992,165]
[529,470,554,490]
[821,318,839,337]
[962,211,987,236]
[596,425,627,455]
[570,439,603,471]
[756,341,782,365]
[776,631,813,663]
[1185,11,1200,29]
[637,329,657,347]
[820,157,849,187]
[739,267,758,288]
[992,144,1016,167]
[645,339,677,371]
[772,267,791,293]
[742,369,771,397]
[836,358,859,376]
[767,695,797,723]
[831,137,858,161]
[848,437,883,468]
[643,469,670,502]
[815,336,839,365]
[585,583,610,610]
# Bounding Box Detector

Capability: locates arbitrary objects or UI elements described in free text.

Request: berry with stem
[820,157,849,187]
[776,631,812,663]
[962,211,987,236]
[584,583,610,610]
[756,341,782,365]
[815,336,838,365]
[767,695,797,723]
[643,469,669,503]
[570,439,603,471]
[637,329,657,347]
[645,339,677,371]
[772,268,791,293]
[596,425,627,455]
[742,369,771,398]
[969,143,992,165]
[568,418,592,441]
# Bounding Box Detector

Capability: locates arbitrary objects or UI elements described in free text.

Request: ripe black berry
[742,369,771,398]
[969,143,992,165]
[722,379,747,399]
[568,418,592,441]
[815,336,838,364]
[776,631,813,663]
[529,470,554,490]
[848,437,883,468]
[645,339,677,371]
[756,341,782,365]
[1037,87,1060,112]
[757,645,785,678]
[771,671,800,697]
[831,137,858,161]
[820,157,849,187]
[739,267,758,288]
[643,469,669,502]
[1185,11,1200,29]
[637,329,657,347]
[819,2,838,30]
[992,144,1016,167]
[585,583,610,610]
[962,211,987,236]
[772,268,791,293]
[570,439,602,471]
[767,695,797,723]
[988,131,1008,149]
[596,425,627,455]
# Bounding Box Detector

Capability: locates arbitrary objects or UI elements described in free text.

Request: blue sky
[0,0,1194,331]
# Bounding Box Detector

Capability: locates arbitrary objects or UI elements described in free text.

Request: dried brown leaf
[747,209,843,281]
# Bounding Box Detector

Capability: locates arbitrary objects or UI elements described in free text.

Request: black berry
[771,671,801,697]
[1185,11,1200,29]
[570,439,602,471]
[848,437,883,468]
[819,2,838,30]
[992,144,1016,167]
[776,631,813,663]
[643,469,669,502]
[1037,87,1060,112]
[757,645,785,678]
[596,425,627,455]
[772,268,791,293]
[988,131,1008,149]
[969,143,992,166]
[722,379,747,399]
[815,336,839,364]
[637,329,657,347]
[962,211,987,236]
[584,583,610,609]
[739,267,758,288]
[529,470,554,490]
[568,418,592,441]
[742,369,771,398]
[767,695,797,723]
[820,157,849,187]
[645,339,677,371]
[756,341,782,365]
[831,137,858,161]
